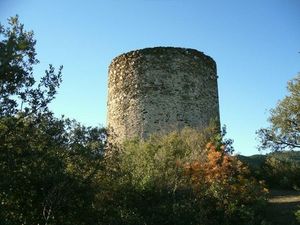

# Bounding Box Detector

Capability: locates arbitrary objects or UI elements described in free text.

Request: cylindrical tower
[107,47,219,144]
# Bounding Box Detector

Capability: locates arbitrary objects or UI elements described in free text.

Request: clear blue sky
[1,0,299,155]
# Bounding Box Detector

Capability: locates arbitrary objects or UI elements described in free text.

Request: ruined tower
[107,47,219,144]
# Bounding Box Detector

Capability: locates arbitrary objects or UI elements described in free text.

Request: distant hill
[237,154,266,170]
[269,151,300,163]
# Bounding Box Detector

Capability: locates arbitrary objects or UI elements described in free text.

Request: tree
[0,15,62,118]
[0,16,107,225]
[0,114,107,225]
[257,73,300,151]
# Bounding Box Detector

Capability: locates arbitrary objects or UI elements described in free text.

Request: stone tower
[107,47,219,144]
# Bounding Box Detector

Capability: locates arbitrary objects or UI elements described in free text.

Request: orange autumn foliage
[182,142,268,214]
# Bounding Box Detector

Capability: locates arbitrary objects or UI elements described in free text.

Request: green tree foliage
[257,74,300,151]
[0,16,106,225]
[0,115,106,224]
[0,15,62,117]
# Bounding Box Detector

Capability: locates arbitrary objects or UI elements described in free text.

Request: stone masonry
[107,47,220,144]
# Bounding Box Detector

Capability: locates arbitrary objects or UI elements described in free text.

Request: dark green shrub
[262,151,300,190]
[100,127,267,225]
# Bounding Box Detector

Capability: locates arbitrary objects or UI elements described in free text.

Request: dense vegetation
[1,16,299,225]
[239,152,300,224]
[255,54,300,224]
[238,151,300,190]
[107,128,267,225]
[0,16,107,224]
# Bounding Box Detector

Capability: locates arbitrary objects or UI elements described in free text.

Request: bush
[102,126,218,225]
[262,151,300,190]
[120,126,218,190]
[186,142,268,225]
[238,151,300,190]
[100,126,268,225]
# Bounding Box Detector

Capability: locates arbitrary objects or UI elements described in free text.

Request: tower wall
[107,47,219,144]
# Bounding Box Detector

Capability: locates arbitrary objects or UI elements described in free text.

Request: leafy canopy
[257,73,300,151]
[0,15,62,117]
[0,16,107,225]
